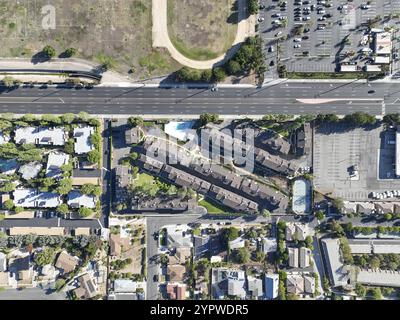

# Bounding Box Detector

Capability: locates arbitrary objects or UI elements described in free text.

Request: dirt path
[152,0,255,70]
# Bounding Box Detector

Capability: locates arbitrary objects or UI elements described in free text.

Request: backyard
[0,0,179,78]
[167,0,237,60]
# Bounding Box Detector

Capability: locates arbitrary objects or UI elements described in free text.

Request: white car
[317,25,326,30]
[361,4,371,9]
[294,38,302,42]
[294,44,302,48]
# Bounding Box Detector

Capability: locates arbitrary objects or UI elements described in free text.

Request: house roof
[167,283,187,300]
[169,247,191,264]
[46,152,69,179]
[74,126,94,154]
[247,276,263,297]
[75,273,97,299]
[114,279,138,293]
[15,126,67,146]
[55,251,78,273]
[286,275,304,294]
[109,234,131,256]
[67,190,96,209]
[13,188,61,208]
[125,127,141,144]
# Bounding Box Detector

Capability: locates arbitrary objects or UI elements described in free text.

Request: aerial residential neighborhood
[0,0,400,310]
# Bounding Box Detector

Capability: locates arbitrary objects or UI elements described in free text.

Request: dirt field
[0,0,180,78]
[167,0,238,61]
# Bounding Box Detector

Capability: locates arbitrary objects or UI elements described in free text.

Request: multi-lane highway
[1,81,400,115]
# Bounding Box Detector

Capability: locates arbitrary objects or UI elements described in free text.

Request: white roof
[46,152,69,178]
[229,237,245,250]
[374,56,390,64]
[366,64,382,72]
[0,132,10,144]
[74,126,94,154]
[321,238,350,288]
[358,269,400,287]
[114,279,140,293]
[340,65,358,72]
[15,126,67,146]
[261,237,277,253]
[13,188,61,208]
[374,32,392,55]
[67,190,96,208]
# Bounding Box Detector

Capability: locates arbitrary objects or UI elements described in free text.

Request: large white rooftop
[46,152,69,179]
[15,126,67,146]
[13,188,61,208]
[67,190,96,208]
[73,126,94,154]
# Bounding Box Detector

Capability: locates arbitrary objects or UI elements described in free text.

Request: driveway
[152,0,255,69]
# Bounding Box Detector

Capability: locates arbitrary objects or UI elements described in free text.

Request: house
[109,234,131,256]
[125,127,141,145]
[295,123,312,156]
[288,247,299,268]
[9,255,32,285]
[46,151,70,179]
[303,275,315,294]
[286,274,304,295]
[375,202,394,214]
[254,128,291,156]
[74,273,98,299]
[259,237,277,254]
[247,276,263,299]
[113,279,143,294]
[167,264,186,282]
[211,268,246,299]
[131,196,197,212]
[0,158,19,175]
[374,31,392,56]
[19,162,42,180]
[299,247,311,268]
[115,165,132,202]
[229,237,245,250]
[194,235,210,259]
[166,227,193,248]
[167,283,187,300]
[72,169,101,186]
[341,201,357,214]
[67,190,96,209]
[13,188,62,208]
[168,247,191,265]
[357,202,375,214]
[0,252,6,272]
[286,223,310,241]
[264,273,279,299]
[0,132,10,144]
[74,126,94,154]
[15,126,67,146]
[55,251,79,274]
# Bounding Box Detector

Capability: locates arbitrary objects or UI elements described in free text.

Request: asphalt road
[1,81,400,115]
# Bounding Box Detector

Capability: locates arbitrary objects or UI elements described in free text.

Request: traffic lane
[0,101,383,115]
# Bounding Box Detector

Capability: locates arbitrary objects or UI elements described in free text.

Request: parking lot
[313,122,400,201]
[259,0,400,78]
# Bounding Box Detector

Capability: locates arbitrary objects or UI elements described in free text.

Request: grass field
[167,0,237,60]
[0,0,180,78]
[199,198,231,214]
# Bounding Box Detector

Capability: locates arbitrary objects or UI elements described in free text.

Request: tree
[56,204,69,215]
[64,48,77,58]
[383,113,400,125]
[304,235,313,249]
[64,138,75,154]
[199,113,219,126]
[88,150,100,164]
[3,199,14,210]
[384,213,393,221]
[227,60,241,75]
[61,113,75,124]
[81,184,96,195]
[221,227,239,246]
[56,178,73,195]
[77,111,89,122]
[201,69,213,82]
[315,211,325,221]
[355,283,366,298]
[248,0,259,15]
[2,76,16,88]
[343,112,376,126]
[254,251,266,262]
[55,279,66,292]
[370,256,380,270]
[339,237,353,264]
[42,45,56,59]
[78,207,93,218]
[232,247,250,264]
[212,67,227,82]
[34,247,55,266]
[262,209,270,218]
[128,116,144,128]
[369,287,382,300]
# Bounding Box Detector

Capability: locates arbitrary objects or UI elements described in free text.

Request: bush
[42,45,56,59]
[64,48,77,58]
[78,207,93,217]
[87,150,100,164]
[199,113,219,126]
[128,116,144,128]
[212,67,227,82]
[3,199,14,210]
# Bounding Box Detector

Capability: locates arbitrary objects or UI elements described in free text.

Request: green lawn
[199,199,231,214]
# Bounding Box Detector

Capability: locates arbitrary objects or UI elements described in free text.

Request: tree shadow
[30,51,51,64]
